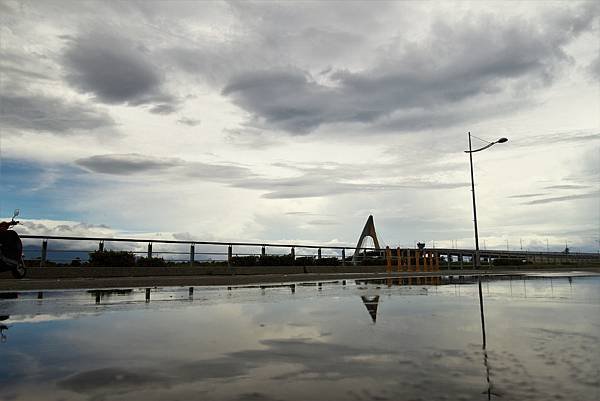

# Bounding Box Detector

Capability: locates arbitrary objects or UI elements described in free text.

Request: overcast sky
[1,1,599,253]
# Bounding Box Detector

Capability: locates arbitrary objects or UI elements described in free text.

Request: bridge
[351,215,599,269]
[17,233,600,268]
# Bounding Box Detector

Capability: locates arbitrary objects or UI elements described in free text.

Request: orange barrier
[385,246,392,273]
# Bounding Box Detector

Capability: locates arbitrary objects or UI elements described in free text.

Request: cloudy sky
[1,0,599,253]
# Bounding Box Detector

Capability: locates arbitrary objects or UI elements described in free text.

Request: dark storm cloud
[522,192,598,205]
[63,31,176,107]
[75,153,253,181]
[76,154,181,175]
[177,117,201,126]
[222,4,599,134]
[164,2,375,86]
[0,93,115,135]
[222,69,335,133]
[148,104,177,115]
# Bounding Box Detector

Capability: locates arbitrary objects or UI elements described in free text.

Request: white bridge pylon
[352,215,381,262]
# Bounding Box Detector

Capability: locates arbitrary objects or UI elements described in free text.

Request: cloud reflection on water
[0,275,598,401]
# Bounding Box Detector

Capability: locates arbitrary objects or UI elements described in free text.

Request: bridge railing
[18,235,600,268]
[19,234,375,267]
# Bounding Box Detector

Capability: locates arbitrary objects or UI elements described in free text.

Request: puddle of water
[0,274,599,401]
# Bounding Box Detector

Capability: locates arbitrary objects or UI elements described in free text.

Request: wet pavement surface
[1,272,599,401]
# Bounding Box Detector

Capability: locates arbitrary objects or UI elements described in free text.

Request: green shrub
[230,254,341,267]
[230,256,258,266]
[136,256,167,267]
[293,256,340,266]
[257,254,295,266]
[294,256,315,266]
[317,257,340,266]
[89,250,136,267]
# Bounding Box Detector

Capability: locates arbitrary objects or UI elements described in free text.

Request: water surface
[1,273,599,401]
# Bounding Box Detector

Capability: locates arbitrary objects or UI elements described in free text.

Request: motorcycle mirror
[12,209,19,219]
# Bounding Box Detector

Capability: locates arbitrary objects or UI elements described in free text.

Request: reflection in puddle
[360,296,380,323]
[0,274,598,401]
[0,314,8,343]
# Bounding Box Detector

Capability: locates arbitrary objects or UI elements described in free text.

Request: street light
[464,132,508,269]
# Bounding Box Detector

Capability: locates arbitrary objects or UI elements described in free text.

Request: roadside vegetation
[22,250,585,268]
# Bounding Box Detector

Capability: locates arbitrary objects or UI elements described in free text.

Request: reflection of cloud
[59,367,170,395]
[5,277,599,401]
[57,357,249,399]
[5,314,81,324]
[236,393,282,401]
[230,339,402,380]
[56,338,400,399]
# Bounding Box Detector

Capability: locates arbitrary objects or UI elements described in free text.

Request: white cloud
[1,1,598,252]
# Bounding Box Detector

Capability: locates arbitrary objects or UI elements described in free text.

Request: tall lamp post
[465,132,508,269]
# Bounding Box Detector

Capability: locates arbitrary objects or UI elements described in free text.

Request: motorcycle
[0,209,26,279]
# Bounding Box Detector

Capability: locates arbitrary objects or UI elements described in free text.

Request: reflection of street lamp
[465,132,508,268]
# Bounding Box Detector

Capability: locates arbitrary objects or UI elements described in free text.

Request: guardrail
[20,234,373,266]
[19,235,600,268]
